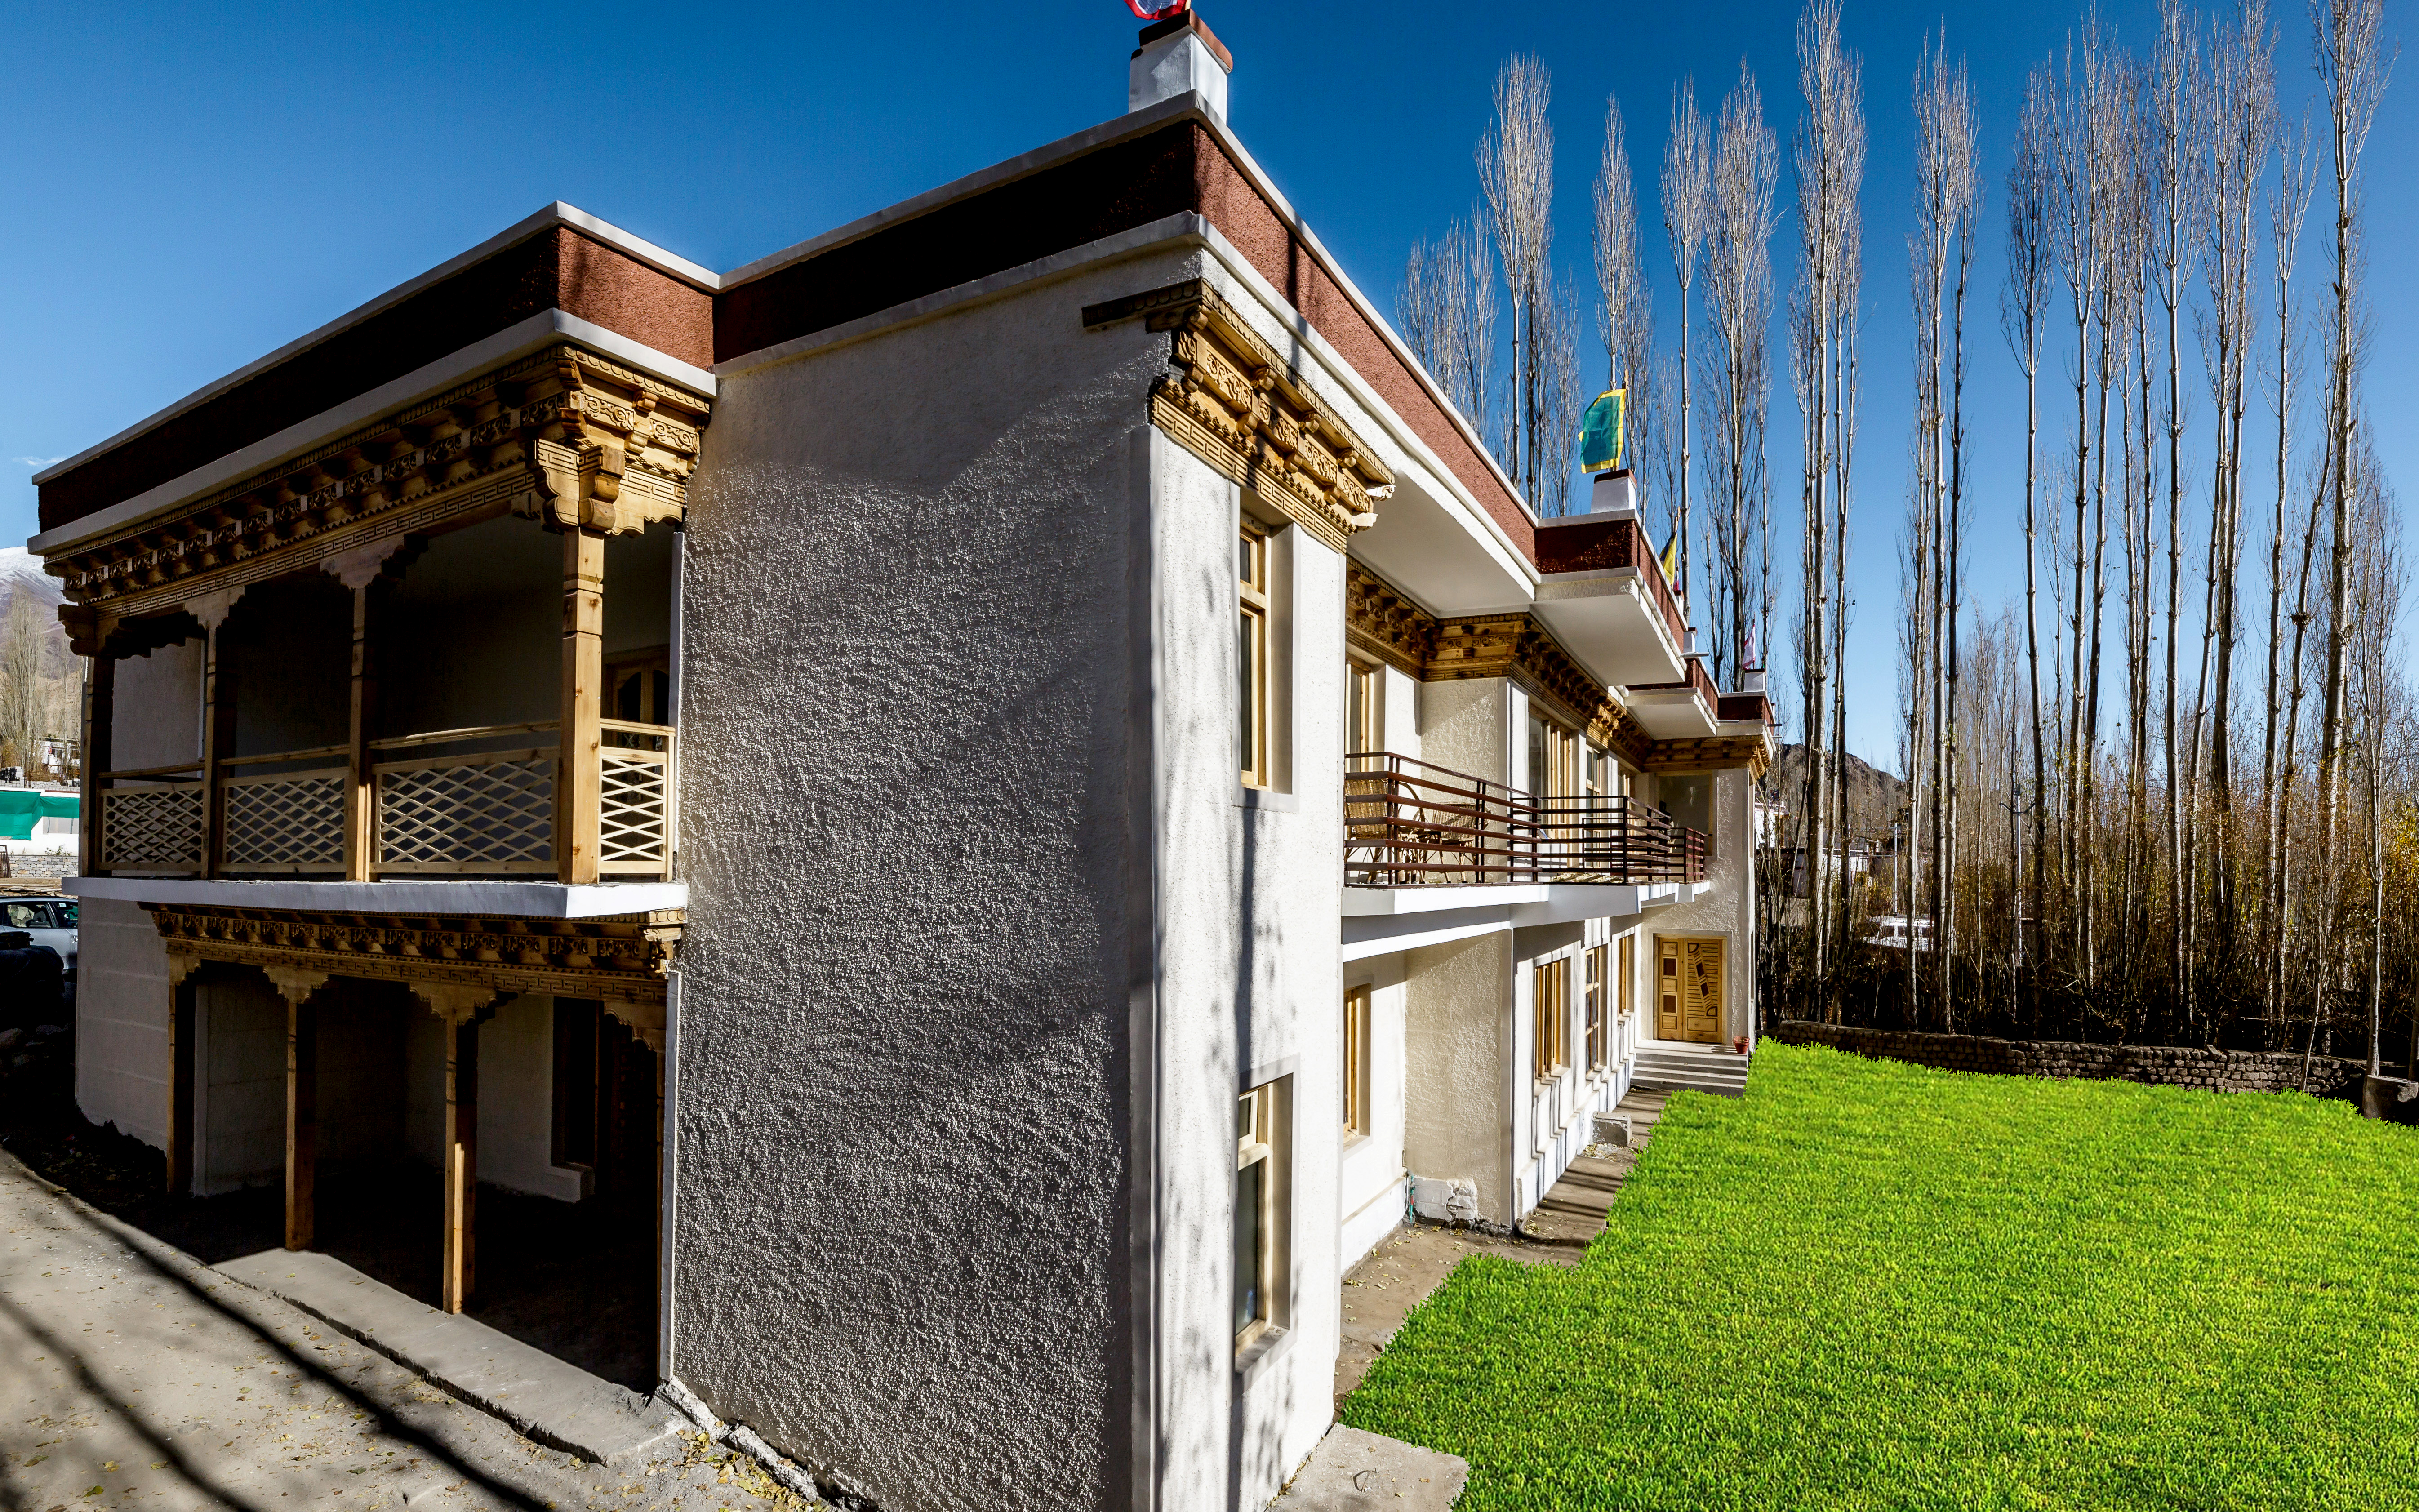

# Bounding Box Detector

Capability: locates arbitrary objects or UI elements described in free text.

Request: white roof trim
[718,93,1539,538]
[67,875,688,917]
[33,204,714,488]
[28,309,713,556]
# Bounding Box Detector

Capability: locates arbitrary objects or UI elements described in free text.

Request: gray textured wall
[673,255,1179,1512]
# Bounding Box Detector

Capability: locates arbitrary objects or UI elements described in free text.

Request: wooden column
[80,652,114,876]
[265,967,330,1251]
[186,590,243,878]
[163,953,198,1197]
[413,983,494,1314]
[326,538,407,883]
[559,529,605,884]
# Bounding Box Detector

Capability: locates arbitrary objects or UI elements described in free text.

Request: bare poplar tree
[2312,0,2392,871]
[1398,211,1499,437]
[1479,55,1559,511]
[1791,0,1862,1009]
[2261,119,2314,1028]
[2146,0,2206,1021]
[1910,34,1977,1025]
[1663,79,1713,606]
[2002,60,2057,991]
[2200,0,2276,965]
[1703,60,1778,691]
[1594,93,1653,408]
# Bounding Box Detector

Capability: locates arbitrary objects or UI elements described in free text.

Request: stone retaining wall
[1773,1020,2370,1098]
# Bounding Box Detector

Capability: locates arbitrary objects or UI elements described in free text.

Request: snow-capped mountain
[0,548,63,609]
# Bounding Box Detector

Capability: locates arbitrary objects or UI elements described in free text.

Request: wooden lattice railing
[372,725,560,874]
[89,720,678,881]
[1343,752,1707,888]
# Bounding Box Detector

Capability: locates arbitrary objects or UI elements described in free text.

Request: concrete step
[1630,1049,1751,1098]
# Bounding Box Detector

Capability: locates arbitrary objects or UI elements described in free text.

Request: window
[1617,934,1636,1018]
[1346,659,1383,770]
[1533,957,1570,1079]
[1525,711,1577,797]
[1239,524,1270,788]
[1235,1081,1279,1349]
[1585,944,1608,1069]
[1343,984,1371,1138]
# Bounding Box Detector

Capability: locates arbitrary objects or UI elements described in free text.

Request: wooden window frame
[1235,1081,1279,1351]
[1346,657,1383,769]
[1532,956,1570,1081]
[1584,944,1608,1070]
[1617,934,1636,1019]
[1239,523,1271,789]
[1343,984,1372,1139]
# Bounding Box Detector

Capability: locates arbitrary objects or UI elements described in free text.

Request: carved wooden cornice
[1348,560,1654,765]
[1345,562,1435,677]
[1085,280,1394,553]
[44,345,709,627]
[1640,733,1777,779]
[144,903,681,1005]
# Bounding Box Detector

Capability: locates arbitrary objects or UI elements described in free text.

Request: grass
[1341,1041,2419,1511]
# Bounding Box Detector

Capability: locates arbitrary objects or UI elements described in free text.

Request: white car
[0,895,77,982]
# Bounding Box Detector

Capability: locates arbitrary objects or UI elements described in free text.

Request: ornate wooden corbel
[1083,280,1395,553]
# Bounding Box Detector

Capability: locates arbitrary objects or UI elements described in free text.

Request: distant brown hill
[1769,743,1907,842]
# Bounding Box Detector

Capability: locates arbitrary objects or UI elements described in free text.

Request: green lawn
[1342,1042,2419,1511]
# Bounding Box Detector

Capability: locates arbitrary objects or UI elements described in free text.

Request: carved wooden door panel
[1684,938,1725,1043]
[1656,939,1683,1039]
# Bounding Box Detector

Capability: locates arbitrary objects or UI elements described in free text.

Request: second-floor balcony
[1344,752,1706,889]
[93,720,675,881]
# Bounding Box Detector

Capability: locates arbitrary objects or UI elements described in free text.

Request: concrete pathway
[1334,1087,1676,1412]
[1269,1425,1465,1511]
[0,1149,806,1511]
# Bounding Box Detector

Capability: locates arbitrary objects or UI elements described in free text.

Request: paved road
[0,1151,803,1512]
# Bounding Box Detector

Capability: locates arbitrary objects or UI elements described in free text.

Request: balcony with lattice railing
[90,720,676,882]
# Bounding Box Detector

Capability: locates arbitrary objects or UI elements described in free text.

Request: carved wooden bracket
[165,951,200,988]
[604,998,667,1055]
[1085,280,1394,553]
[321,535,411,593]
[261,965,332,1007]
[411,981,498,1026]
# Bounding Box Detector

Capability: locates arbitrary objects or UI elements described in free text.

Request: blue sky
[1,0,2408,771]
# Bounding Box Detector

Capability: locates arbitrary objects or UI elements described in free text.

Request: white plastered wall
[191,969,284,1195]
[475,994,587,1202]
[73,897,173,1147]
[1400,929,1513,1225]
[1149,426,1345,1512]
[1338,951,1407,1271]
[111,639,200,770]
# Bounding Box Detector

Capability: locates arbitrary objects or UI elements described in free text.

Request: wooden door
[1656,940,1682,1038]
[1683,938,1725,1043]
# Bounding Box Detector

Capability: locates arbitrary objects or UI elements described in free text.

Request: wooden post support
[265,967,330,1251]
[81,653,114,876]
[325,538,406,883]
[412,982,494,1314]
[559,528,605,884]
[186,589,243,879]
[163,953,198,1198]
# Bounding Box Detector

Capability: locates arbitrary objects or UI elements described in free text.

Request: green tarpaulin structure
[0,791,79,841]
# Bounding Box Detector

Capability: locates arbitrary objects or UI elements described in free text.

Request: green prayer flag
[1579,388,1626,472]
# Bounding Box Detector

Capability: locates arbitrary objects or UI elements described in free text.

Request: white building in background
[36,15,1772,1510]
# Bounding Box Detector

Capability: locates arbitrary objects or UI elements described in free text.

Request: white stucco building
[33,15,1772,1512]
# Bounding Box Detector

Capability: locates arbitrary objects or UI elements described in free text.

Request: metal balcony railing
[1344,752,1707,888]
